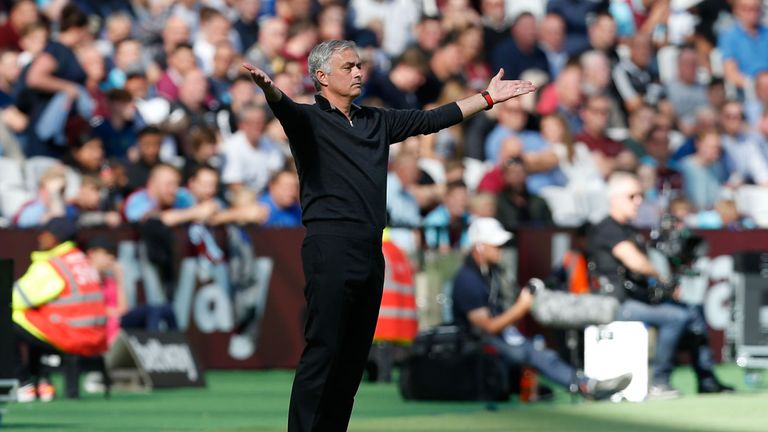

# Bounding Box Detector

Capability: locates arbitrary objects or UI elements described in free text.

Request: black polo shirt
[267,93,463,238]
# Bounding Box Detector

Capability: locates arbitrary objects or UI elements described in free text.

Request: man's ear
[315,70,328,88]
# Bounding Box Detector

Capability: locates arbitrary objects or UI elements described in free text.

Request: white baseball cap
[468,217,513,247]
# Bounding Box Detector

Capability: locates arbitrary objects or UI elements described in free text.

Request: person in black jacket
[243,39,536,432]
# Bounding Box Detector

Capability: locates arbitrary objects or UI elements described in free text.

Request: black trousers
[13,324,79,397]
[288,233,385,432]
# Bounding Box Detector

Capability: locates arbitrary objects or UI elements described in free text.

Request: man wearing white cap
[451,217,631,400]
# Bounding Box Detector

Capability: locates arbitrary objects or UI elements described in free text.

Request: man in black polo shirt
[242,40,536,432]
[589,172,732,399]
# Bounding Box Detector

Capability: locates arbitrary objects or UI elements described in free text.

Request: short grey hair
[607,171,639,198]
[308,40,358,91]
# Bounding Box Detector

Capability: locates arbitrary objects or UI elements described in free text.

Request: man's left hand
[486,68,537,104]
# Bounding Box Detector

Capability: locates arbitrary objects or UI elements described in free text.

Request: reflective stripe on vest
[49,257,80,296]
[385,282,413,295]
[68,316,108,328]
[13,282,34,308]
[379,307,418,320]
[50,291,105,305]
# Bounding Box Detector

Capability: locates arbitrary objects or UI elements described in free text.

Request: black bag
[399,325,509,401]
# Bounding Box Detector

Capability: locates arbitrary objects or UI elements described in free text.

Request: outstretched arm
[456,68,537,118]
[241,63,284,102]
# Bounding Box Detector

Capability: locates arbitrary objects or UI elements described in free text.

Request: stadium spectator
[458,24,492,92]
[156,43,197,102]
[666,46,710,132]
[14,165,76,228]
[69,176,122,228]
[182,126,221,183]
[423,180,471,252]
[678,130,728,210]
[745,70,768,128]
[233,0,262,52]
[452,217,631,400]
[215,75,259,139]
[417,37,466,107]
[22,4,93,157]
[244,17,288,77]
[642,113,682,191]
[64,131,105,178]
[210,42,237,103]
[580,50,624,128]
[718,0,768,90]
[576,94,635,178]
[387,151,430,254]
[584,11,619,63]
[495,156,553,231]
[719,100,768,187]
[612,32,664,114]
[485,98,564,194]
[365,47,428,110]
[0,0,38,51]
[0,49,21,107]
[539,13,568,79]
[93,89,145,161]
[221,103,285,195]
[490,12,549,81]
[535,59,584,132]
[107,38,148,90]
[411,14,444,56]
[124,126,164,193]
[77,44,109,118]
[480,0,511,54]
[165,69,219,147]
[12,217,107,402]
[317,2,348,43]
[259,169,302,227]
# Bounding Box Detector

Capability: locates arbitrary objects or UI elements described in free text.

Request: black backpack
[398,325,509,401]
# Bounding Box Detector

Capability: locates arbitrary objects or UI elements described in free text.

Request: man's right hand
[242,63,282,102]
[516,287,534,312]
[242,63,273,89]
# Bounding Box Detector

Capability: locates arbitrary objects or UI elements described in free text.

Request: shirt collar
[31,241,76,262]
[314,94,361,114]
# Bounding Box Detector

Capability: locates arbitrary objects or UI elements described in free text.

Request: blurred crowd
[0,0,767,257]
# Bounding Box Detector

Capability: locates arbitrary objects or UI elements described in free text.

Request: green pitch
[3,364,766,431]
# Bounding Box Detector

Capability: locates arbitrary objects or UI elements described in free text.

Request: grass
[2,364,767,431]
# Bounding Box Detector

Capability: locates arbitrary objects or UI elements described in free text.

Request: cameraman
[589,172,732,399]
[451,217,631,400]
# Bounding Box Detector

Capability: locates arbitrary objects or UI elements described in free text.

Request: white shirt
[222,131,285,194]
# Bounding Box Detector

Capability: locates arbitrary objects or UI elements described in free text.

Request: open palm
[486,68,537,104]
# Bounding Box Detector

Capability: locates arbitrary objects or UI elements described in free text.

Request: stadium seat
[733,185,768,227]
[0,186,33,220]
[0,157,24,188]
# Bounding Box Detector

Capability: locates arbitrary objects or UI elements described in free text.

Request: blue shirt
[14,199,78,228]
[484,126,567,195]
[258,193,302,227]
[422,205,469,250]
[124,188,195,222]
[718,23,768,79]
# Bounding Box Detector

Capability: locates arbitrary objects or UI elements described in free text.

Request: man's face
[697,133,721,164]
[189,169,219,202]
[240,108,266,144]
[138,133,162,163]
[320,48,363,99]
[735,0,762,28]
[582,97,611,133]
[75,139,104,171]
[512,15,537,51]
[150,168,181,207]
[540,15,565,51]
[269,172,299,208]
[479,243,503,264]
[87,248,115,272]
[720,103,745,135]
[611,178,644,221]
[678,49,698,84]
[589,16,616,50]
[445,187,468,218]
